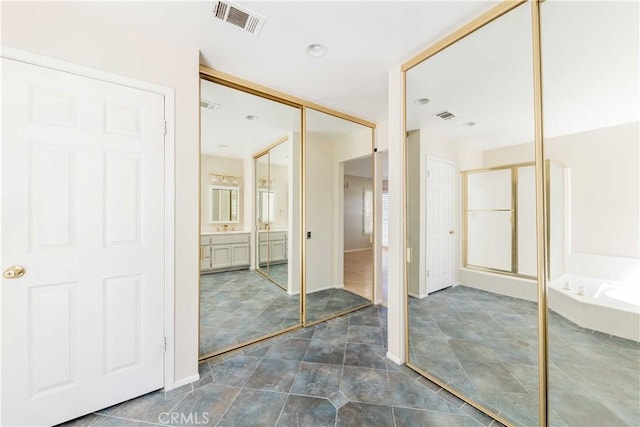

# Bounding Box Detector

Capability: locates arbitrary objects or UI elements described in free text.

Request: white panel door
[426,158,455,294]
[1,58,165,426]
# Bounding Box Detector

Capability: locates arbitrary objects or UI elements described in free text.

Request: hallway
[61,306,498,427]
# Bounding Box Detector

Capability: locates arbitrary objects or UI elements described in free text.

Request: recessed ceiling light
[219,144,228,148]
[246,115,259,121]
[307,43,327,58]
[463,121,477,127]
[414,98,430,105]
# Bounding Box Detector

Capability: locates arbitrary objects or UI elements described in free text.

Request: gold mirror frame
[199,67,378,359]
[401,1,549,425]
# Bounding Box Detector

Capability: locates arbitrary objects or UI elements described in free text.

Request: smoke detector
[211,1,266,37]
[200,100,220,111]
[434,110,457,120]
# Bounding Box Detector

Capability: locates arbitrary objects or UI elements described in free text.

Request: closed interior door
[426,157,454,294]
[1,58,165,426]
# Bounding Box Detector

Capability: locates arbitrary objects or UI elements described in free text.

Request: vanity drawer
[259,231,287,242]
[200,236,211,245]
[211,233,250,245]
[269,231,287,241]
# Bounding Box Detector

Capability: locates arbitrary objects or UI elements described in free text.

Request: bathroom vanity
[200,231,250,273]
[257,230,287,266]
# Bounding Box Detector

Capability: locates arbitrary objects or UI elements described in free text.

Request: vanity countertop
[201,230,250,236]
[257,229,288,233]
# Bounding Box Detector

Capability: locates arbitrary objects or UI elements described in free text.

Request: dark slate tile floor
[306,289,371,324]
[408,285,640,427]
[200,270,300,357]
[267,263,288,288]
[200,269,370,358]
[61,306,501,427]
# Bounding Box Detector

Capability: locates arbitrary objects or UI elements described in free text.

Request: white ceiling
[26,1,635,152]
[67,0,499,124]
[201,78,370,161]
[406,1,639,150]
[201,79,299,159]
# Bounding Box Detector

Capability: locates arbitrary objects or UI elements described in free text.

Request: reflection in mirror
[541,2,639,425]
[344,155,375,300]
[199,78,301,358]
[258,190,275,223]
[255,136,292,290]
[405,4,539,426]
[255,152,270,279]
[304,108,374,324]
[210,186,239,223]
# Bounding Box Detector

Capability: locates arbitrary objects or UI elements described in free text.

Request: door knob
[3,265,25,279]
[449,230,455,235]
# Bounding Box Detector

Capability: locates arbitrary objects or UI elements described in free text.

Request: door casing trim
[0,45,177,391]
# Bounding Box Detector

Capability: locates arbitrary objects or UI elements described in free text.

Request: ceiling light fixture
[245,115,259,121]
[201,100,220,111]
[306,43,327,58]
[414,98,430,105]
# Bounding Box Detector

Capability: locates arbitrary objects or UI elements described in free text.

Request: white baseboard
[171,373,200,390]
[408,291,427,299]
[386,352,404,365]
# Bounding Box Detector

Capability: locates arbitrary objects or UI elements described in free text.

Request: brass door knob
[3,265,25,279]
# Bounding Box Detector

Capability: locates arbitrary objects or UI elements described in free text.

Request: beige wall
[406,130,421,297]
[305,132,336,292]
[483,122,639,258]
[200,155,245,233]
[343,175,373,251]
[268,163,289,231]
[1,2,200,385]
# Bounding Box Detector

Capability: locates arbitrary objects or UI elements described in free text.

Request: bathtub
[549,275,640,342]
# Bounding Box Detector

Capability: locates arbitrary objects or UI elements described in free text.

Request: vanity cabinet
[200,233,250,273]
[258,230,287,266]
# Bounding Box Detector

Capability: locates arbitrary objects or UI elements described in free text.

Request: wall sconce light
[258,177,275,189]
[210,173,240,186]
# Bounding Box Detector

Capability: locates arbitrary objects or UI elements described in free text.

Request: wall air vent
[200,100,220,111]
[434,110,457,120]
[211,1,266,37]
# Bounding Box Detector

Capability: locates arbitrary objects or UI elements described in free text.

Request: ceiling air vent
[434,110,457,120]
[211,1,266,37]
[200,100,220,111]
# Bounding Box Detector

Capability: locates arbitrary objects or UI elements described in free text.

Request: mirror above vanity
[209,185,239,224]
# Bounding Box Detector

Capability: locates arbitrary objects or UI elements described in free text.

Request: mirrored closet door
[541,1,639,425]
[404,3,539,426]
[304,107,375,325]
[254,135,297,292]
[199,77,301,358]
